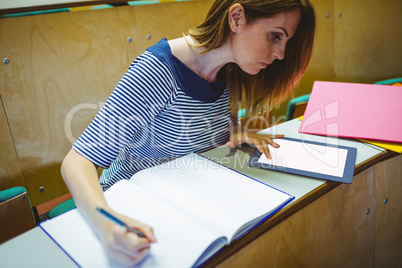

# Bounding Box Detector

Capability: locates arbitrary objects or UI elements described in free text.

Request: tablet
[248,137,357,183]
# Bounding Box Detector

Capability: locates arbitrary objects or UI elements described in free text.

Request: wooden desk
[200,119,401,267]
[0,119,400,267]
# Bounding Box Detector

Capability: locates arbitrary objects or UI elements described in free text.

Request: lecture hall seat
[0,187,36,243]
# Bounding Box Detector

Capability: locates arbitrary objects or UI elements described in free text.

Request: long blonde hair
[188,0,316,117]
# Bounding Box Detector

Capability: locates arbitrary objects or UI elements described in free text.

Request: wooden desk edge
[201,149,394,268]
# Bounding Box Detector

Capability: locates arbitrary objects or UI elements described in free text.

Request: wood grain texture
[0,97,26,191]
[299,0,335,85]
[216,167,376,268]
[333,0,402,83]
[375,154,402,267]
[134,0,213,53]
[0,6,139,206]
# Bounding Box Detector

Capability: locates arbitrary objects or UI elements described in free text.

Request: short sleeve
[73,52,176,168]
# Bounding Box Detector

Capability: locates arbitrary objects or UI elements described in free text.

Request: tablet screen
[257,139,349,178]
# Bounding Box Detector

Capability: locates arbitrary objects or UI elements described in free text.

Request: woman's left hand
[227,129,284,159]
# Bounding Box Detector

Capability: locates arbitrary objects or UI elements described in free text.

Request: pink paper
[299,81,402,143]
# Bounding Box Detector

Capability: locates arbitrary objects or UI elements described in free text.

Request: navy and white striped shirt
[73,38,237,190]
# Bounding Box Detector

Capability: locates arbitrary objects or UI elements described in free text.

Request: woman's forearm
[61,149,111,232]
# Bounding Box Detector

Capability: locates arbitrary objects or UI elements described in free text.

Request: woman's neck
[168,36,231,83]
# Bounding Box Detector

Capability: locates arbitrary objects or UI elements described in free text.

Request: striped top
[73,38,237,190]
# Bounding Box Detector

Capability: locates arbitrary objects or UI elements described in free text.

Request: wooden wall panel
[333,0,402,83]
[134,0,213,53]
[375,154,402,267]
[217,167,376,268]
[0,96,26,191]
[0,6,139,206]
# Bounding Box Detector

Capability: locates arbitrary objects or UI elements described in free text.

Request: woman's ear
[228,4,246,33]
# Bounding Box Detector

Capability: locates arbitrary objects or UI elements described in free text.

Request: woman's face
[229,8,301,75]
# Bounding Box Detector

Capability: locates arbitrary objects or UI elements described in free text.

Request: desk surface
[0,227,78,267]
[0,118,390,267]
[203,118,384,202]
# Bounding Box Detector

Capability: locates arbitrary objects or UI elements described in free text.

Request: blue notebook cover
[248,137,357,183]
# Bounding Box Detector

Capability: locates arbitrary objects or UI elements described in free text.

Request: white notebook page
[131,153,293,240]
[41,181,220,268]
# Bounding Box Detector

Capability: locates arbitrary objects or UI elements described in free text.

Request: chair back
[286,94,311,121]
[0,187,36,244]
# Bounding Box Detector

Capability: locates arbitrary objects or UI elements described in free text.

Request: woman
[61,0,315,266]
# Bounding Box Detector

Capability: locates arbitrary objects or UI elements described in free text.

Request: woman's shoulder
[143,38,174,66]
[124,39,176,80]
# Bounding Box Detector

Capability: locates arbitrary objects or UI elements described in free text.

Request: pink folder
[299,81,402,143]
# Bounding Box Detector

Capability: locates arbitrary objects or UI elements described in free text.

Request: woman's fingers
[134,223,157,243]
[252,137,271,159]
[250,134,284,159]
[254,139,271,159]
[227,130,284,159]
[100,216,157,267]
[107,244,151,267]
[264,134,284,148]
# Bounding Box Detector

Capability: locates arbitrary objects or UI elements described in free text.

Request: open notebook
[40,153,293,268]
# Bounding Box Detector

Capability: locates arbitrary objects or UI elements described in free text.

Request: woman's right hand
[61,149,157,266]
[97,213,157,267]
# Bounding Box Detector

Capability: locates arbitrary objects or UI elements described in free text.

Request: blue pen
[96,206,146,238]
